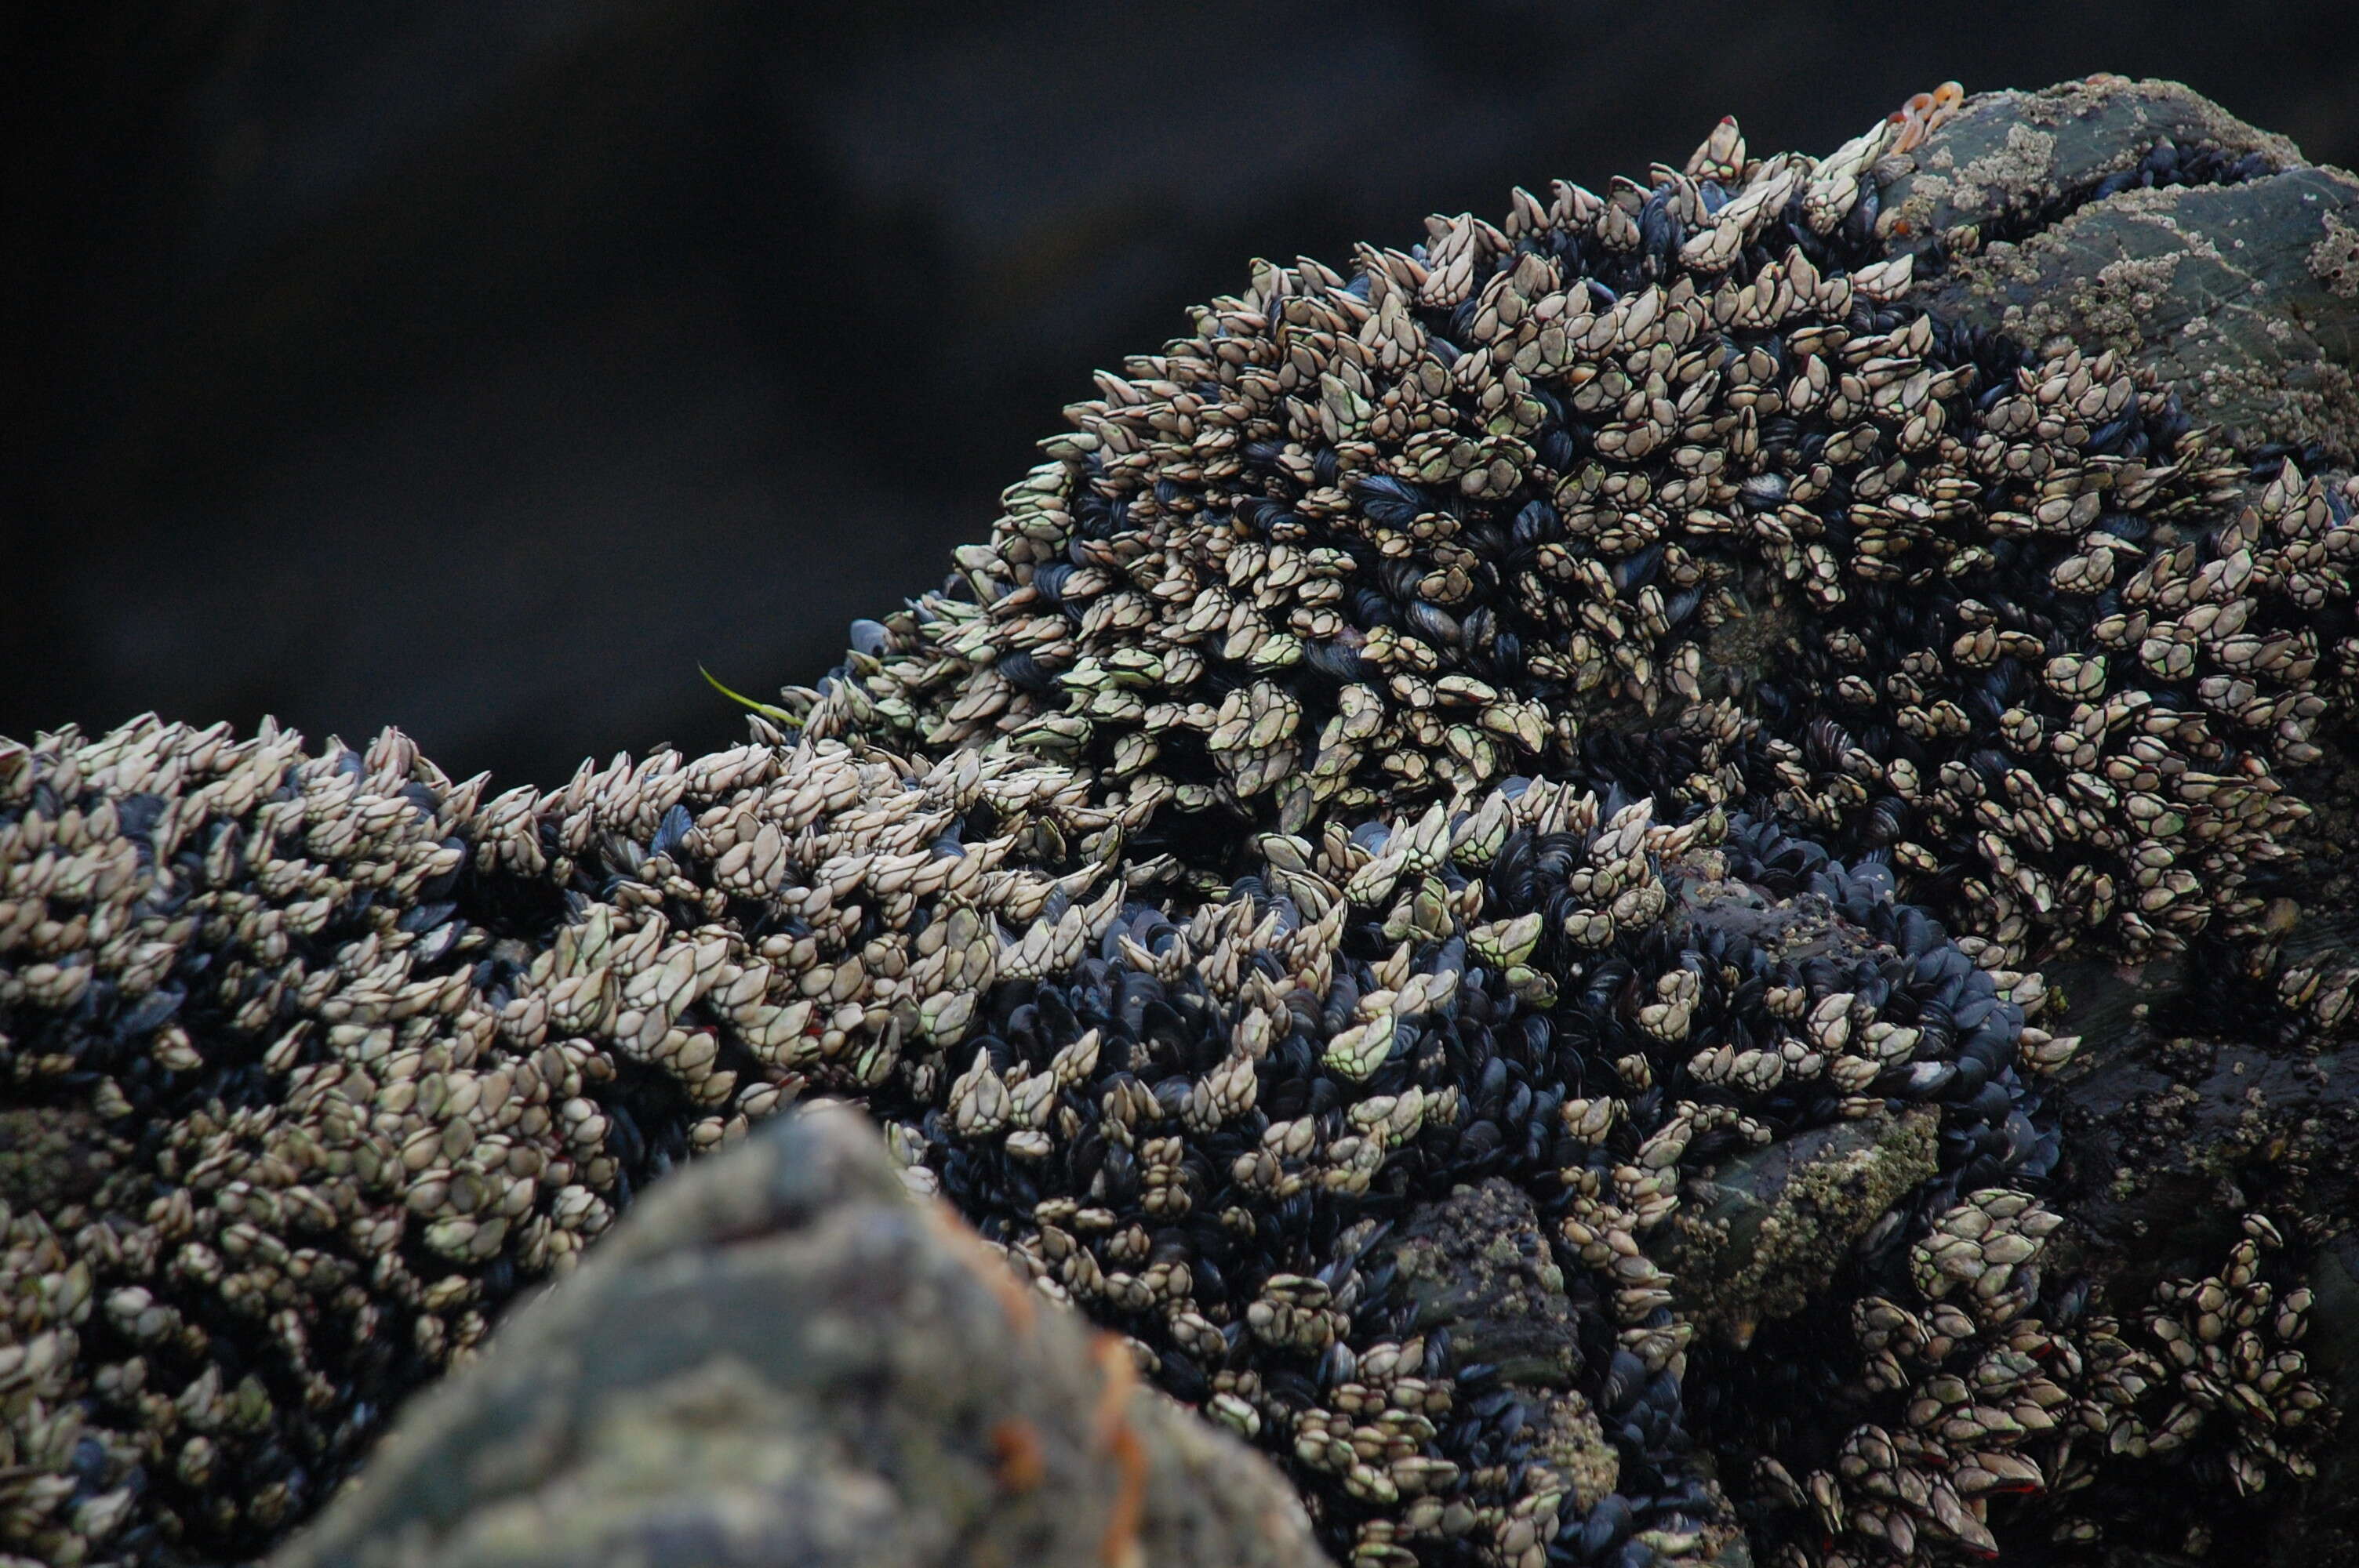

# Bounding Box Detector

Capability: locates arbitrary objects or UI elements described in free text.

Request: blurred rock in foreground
[267,1103,1325,1568]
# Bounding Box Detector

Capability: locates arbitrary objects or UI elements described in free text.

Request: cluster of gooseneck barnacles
[2,85,2346,1568]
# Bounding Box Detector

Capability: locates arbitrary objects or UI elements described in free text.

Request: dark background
[9,0,2357,791]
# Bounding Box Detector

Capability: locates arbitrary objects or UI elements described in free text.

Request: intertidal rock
[6,74,2359,1568]
[1659,1106,1939,1345]
[1881,77,2359,463]
[262,1102,1327,1568]
[0,718,1150,1566]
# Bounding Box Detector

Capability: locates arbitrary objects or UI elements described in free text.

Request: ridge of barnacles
[801,99,2357,987]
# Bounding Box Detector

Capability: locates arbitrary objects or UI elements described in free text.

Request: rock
[1386,1179,1588,1391]
[1660,1109,1939,1347]
[2288,1234,2359,1567]
[1767,84,2359,1553]
[0,1107,118,1214]
[266,1103,1325,1568]
[1377,1181,1754,1566]
[1880,76,2306,241]
[6,74,2359,1568]
[1888,75,2359,461]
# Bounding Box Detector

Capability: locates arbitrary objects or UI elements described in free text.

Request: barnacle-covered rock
[1383,1178,1589,1389]
[857,779,2069,1568]
[0,717,1139,1563]
[1729,1203,2332,1568]
[7,73,2359,1568]
[2024,1015,2359,1563]
[1876,77,2359,463]
[0,721,2061,1567]
[791,98,2359,983]
[1660,1107,1939,1346]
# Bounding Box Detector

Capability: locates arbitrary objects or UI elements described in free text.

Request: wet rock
[2030,1021,2359,1563]
[1386,1179,1587,1389]
[0,1107,118,1213]
[1879,75,2306,243]
[2287,1234,2359,1567]
[1376,1180,1754,1566]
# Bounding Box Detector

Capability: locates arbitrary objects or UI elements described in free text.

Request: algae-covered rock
[1662,1108,1939,1345]
[1888,75,2359,460]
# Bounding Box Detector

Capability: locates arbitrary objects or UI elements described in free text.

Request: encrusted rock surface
[1889,77,2359,463]
[264,1102,1326,1568]
[1659,1107,1939,1345]
[6,74,2359,1568]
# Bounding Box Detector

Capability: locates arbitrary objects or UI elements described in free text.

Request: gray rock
[1889,75,2359,461]
[1376,1181,1753,1566]
[1659,1109,1939,1346]
[1386,1178,1587,1391]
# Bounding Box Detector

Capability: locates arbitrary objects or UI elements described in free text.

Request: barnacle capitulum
[5,78,2353,1568]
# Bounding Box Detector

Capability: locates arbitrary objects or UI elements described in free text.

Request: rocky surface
[266,1102,1326,1568]
[1892,77,2359,463]
[7,75,2359,1568]
[2019,951,2359,1567]
[1913,83,2359,1542]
